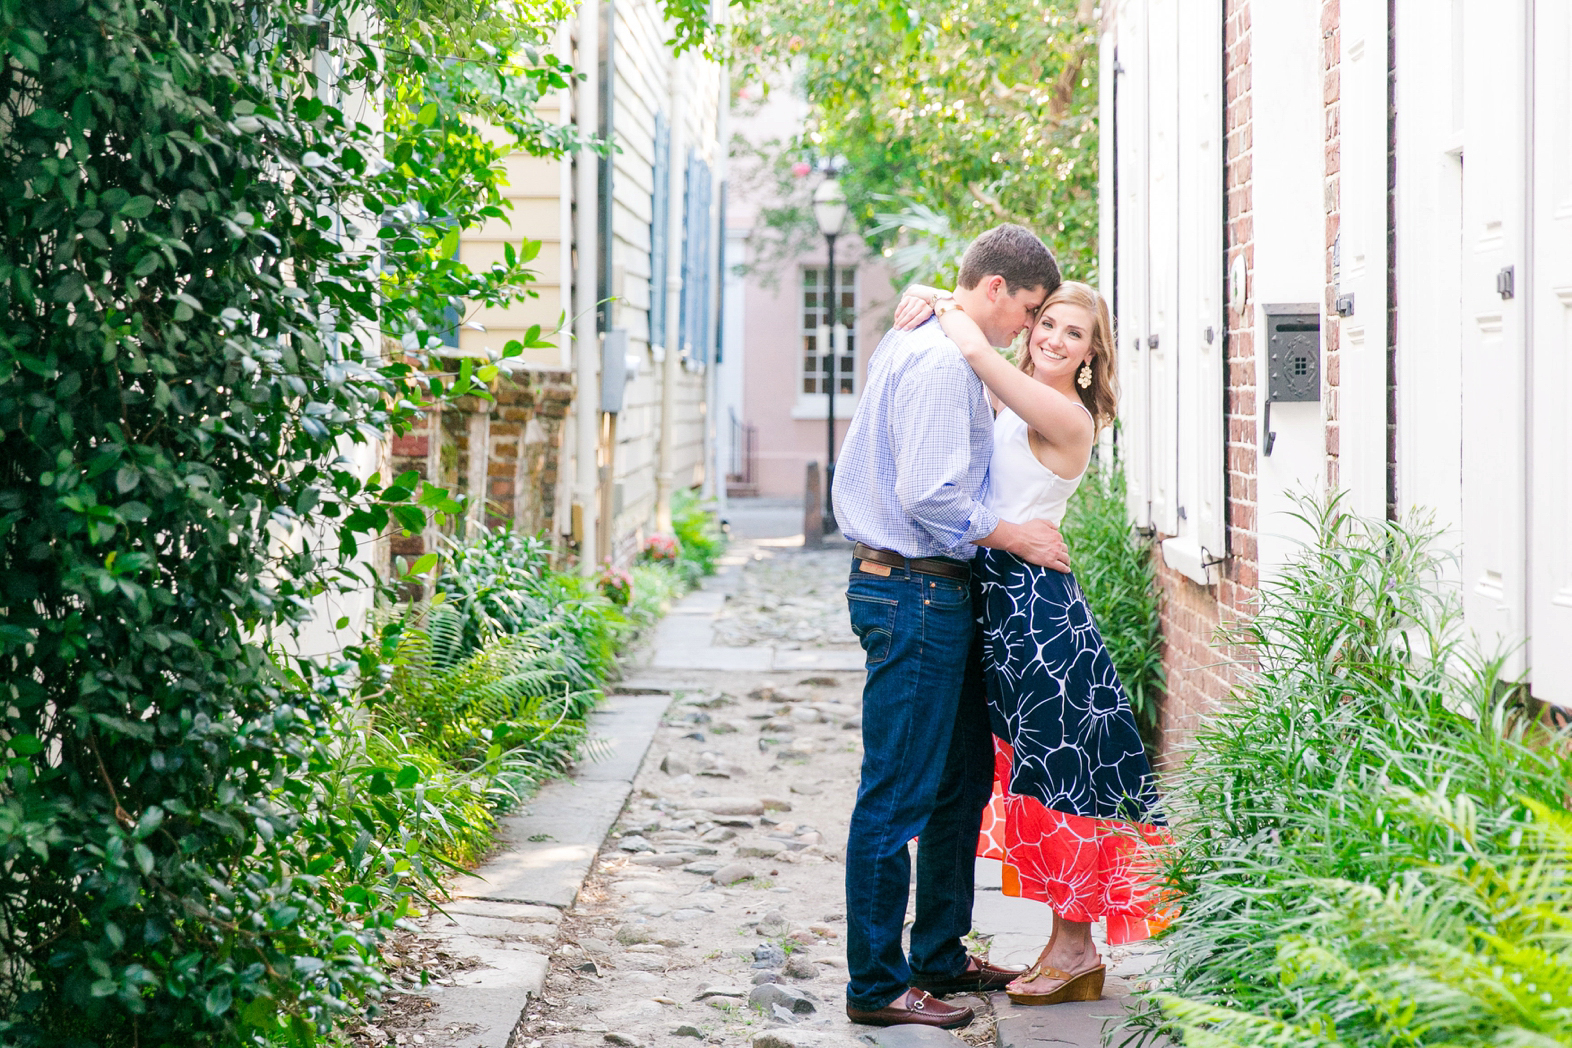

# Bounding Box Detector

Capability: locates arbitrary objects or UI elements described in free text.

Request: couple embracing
[833,225,1166,1029]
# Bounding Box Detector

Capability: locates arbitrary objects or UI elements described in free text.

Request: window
[801,266,856,395]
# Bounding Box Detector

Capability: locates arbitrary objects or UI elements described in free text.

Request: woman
[893,281,1167,1006]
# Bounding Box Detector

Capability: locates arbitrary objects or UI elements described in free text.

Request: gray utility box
[1263,304,1321,402]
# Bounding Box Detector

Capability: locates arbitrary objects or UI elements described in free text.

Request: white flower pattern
[973,549,1170,944]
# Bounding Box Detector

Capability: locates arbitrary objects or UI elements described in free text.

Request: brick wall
[1151,0,1261,764]
[1321,0,1343,492]
[388,368,575,582]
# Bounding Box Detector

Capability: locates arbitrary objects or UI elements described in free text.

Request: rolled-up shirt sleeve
[888,360,1001,551]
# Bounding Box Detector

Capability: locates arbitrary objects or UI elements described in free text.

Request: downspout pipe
[575,0,600,575]
[707,53,730,513]
[655,54,687,534]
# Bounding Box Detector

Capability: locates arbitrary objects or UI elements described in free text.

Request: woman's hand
[892,283,949,330]
[893,293,936,330]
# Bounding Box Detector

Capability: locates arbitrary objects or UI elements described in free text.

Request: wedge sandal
[1004,963,1106,1006]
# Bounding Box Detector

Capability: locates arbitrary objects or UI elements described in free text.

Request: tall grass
[1062,455,1165,745]
[1126,497,1572,1048]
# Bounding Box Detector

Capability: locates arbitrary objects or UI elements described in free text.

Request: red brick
[392,435,429,458]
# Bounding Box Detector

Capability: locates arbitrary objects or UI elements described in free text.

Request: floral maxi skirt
[974,549,1170,945]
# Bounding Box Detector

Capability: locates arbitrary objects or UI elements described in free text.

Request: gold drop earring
[1077,361,1093,389]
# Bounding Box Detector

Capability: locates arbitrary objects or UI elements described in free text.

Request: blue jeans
[842,557,994,1011]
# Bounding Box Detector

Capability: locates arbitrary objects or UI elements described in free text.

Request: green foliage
[627,562,688,631]
[1061,454,1164,747]
[433,529,622,673]
[730,0,1100,287]
[672,488,729,581]
[1156,797,1572,1048]
[0,0,599,1041]
[1126,497,1572,1048]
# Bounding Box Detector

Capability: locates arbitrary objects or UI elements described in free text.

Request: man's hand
[976,518,1071,573]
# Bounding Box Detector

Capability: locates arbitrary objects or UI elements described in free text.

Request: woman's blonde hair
[1017,280,1118,430]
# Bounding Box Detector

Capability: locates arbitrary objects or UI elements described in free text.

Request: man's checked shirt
[831,317,1000,560]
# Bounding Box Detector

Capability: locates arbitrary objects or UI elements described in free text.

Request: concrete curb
[407,691,674,1048]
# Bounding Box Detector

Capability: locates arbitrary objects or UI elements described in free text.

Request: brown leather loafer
[845,988,975,1029]
[910,955,1025,996]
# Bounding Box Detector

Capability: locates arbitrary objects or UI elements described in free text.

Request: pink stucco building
[723,86,896,500]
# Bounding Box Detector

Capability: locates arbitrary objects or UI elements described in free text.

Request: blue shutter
[648,113,669,350]
[680,152,713,363]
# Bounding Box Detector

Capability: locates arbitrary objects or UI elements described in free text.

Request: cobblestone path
[363,524,1161,1048]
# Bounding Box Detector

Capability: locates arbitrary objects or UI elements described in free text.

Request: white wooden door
[1459,0,1529,675]
[1335,0,1390,520]
[1145,0,1180,537]
[1163,0,1225,583]
[1115,0,1152,530]
[1529,0,1572,704]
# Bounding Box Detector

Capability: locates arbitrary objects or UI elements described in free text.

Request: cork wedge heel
[1004,963,1106,1006]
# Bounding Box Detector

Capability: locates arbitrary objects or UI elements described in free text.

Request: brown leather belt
[853,543,971,581]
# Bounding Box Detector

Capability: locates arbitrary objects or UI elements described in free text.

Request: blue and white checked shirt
[832,317,1000,560]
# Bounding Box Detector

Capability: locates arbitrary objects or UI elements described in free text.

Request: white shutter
[1529,0,1572,704]
[1144,0,1179,537]
[1162,0,1225,585]
[1114,0,1152,530]
[1459,0,1529,675]
[1334,0,1390,520]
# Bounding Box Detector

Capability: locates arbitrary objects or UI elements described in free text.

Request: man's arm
[975,518,1071,573]
[888,359,1001,550]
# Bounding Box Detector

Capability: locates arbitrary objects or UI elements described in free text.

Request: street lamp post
[812,175,848,534]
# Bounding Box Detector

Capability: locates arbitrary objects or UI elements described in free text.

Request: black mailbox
[1264,304,1321,403]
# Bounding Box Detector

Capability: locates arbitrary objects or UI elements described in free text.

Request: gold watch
[934,296,963,318]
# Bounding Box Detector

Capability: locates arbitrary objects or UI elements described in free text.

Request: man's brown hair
[956,224,1061,295]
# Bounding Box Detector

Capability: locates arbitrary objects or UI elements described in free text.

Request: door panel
[1165,0,1225,581]
[1336,0,1390,519]
[1115,0,1152,529]
[1459,0,1528,673]
[1145,0,1179,536]
[1529,0,1572,703]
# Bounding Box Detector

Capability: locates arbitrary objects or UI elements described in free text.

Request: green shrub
[627,563,688,632]
[1157,795,1572,1048]
[672,488,728,580]
[434,529,623,676]
[1127,497,1572,1048]
[369,602,598,786]
[1061,455,1164,746]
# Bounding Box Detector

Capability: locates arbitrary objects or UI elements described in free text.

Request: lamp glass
[812,179,848,237]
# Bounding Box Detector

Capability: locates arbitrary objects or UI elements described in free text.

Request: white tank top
[983,406,1090,527]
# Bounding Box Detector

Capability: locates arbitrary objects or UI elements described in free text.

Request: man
[832,225,1070,1029]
